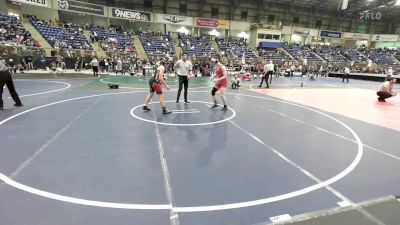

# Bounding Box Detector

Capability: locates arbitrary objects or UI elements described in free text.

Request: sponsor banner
[343,32,369,40]
[372,34,398,42]
[320,30,342,39]
[291,27,318,36]
[293,27,310,35]
[155,14,193,26]
[10,0,49,7]
[57,0,105,16]
[196,18,229,29]
[111,8,151,22]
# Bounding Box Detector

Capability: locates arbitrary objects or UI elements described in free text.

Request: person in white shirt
[303,57,307,66]
[90,58,99,77]
[115,58,123,75]
[174,53,193,103]
[377,75,397,102]
[104,58,109,72]
[319,65,324,77]
[290,64,296,78]
[343,67,350,83]
[259,60,274,88]
[387,67,393,76]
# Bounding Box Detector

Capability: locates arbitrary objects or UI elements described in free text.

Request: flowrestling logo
[359,12,382,20]
[112,8,151,21]
[57,0,69,10]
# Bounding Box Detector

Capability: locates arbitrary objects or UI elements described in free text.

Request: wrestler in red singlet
[210,59,228,111]
[214,65,228,90]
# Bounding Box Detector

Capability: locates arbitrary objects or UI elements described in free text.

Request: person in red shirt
[210,59,228,111]
[33,41,41,48]
[241,70,250,81]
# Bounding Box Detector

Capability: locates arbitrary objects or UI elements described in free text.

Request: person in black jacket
[0,60,23,110]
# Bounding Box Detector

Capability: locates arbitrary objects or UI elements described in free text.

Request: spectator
[231,74,241,89]
[90,57,99,77]
[377,75,397,102]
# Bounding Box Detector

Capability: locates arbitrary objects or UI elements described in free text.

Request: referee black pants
[0,70,22,109]
[342,73,349,83]
[377,91,392,101]
[268,71,273,84]
[259,72,270,88]
[176,75,189,102]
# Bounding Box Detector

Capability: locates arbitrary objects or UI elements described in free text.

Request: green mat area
[270,197,400,225]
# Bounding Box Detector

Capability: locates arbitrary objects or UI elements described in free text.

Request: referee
[174,53,193,103]
[0,59,23,110]
[259,60,274,88]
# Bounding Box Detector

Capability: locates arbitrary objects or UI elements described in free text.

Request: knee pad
[211,87,217,96]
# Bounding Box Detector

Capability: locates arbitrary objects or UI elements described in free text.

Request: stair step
[21,18,53,57]
[211,39,221,58]
[133,35,148,61]
[83,30,106,59]
[173,35,182,58]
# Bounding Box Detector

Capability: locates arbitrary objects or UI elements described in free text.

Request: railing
[0,45,98,58]
[102,50,138,59]
[0,45,45,57]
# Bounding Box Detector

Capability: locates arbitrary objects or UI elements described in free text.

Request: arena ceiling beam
[258,0,349,18]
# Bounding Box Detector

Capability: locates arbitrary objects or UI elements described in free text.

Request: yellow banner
[196,18,230,29]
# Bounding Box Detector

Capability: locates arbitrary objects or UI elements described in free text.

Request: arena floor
[0,74,399,225]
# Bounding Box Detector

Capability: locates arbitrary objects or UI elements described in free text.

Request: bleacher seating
[92,26,135,53]
[315,46,349,65]
[216,38,257,63]
[283,44,322,63]
[342,48,368,64]
[139,31,174,58]
[368,48,399,70]
[258,48,287,62]
[390,49,400,61]
[0,14,37,47]
[27,15,92,50]
[178,33,215,57]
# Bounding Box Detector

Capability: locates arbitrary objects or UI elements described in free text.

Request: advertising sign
[372,34,398,42]
[196,18,229,29]
[320,30,342,39]
[57,0,105,16]
[343,32,369,40]
[293,27,310,35]
[155,14,193,26]
[10,0,49,7]
[111,8,151,21]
